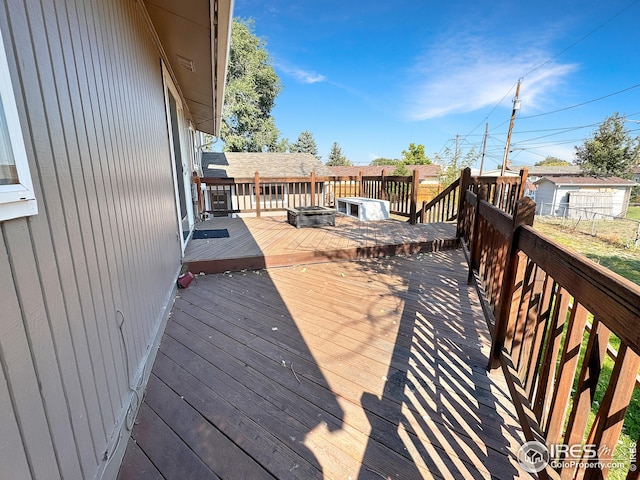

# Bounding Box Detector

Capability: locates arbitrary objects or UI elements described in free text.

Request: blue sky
[232,0,640,169]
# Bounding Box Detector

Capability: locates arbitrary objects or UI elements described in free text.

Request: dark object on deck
[286,206,336,229]
[287,207,336,228]
[177,271,195,288]
[193,229,230,239]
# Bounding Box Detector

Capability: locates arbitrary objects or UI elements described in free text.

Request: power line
[459,81,519,142]
[521,0,640,80]
[464,121,605,137]
[456,1,640,152]
[519,83,640,119]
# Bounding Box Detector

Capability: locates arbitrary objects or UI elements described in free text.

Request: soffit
[144,0,233,135]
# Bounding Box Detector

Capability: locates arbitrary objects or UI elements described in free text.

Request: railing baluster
[545,302,590,445]
[584,344,640,479]
[534,286,570,426]
[508,257,536,364]
[560,318,611,479]
[525,272,555,400]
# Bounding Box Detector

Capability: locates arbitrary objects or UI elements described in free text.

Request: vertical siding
[0,0,183,478]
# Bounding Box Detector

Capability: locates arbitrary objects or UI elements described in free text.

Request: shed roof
[328,165,441,178]
[535,176,637,187]
[202,152,333,178]
[514,165,582,176]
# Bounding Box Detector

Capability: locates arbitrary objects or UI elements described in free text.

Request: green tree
[370,158,400,166]
[575,113,639,178]
[326,142,352,166]
[434,146,479,186]
[401,143,431,165]
[291,131,320,160]
[535,156,571,166]
[393,164,410,176]
[221,19,285,152]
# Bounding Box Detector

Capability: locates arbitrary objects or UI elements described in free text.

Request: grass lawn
[627,205,640,221]
[533,219,639,478]
[533,220,640,285]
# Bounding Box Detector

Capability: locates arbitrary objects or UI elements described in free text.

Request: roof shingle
[202,152,332,178]
[535,176,637,186]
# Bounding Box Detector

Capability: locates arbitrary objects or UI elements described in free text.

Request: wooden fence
[458,172,640,479]
[200,170,422,223]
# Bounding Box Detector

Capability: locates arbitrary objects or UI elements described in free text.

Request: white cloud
[276,61,326,84]
[404,34,578,120]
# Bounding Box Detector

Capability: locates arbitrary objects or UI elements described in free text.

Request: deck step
[183,216,458,273]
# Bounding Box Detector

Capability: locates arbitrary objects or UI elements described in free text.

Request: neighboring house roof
[534,176,637,187]
[328,165,441,178]
[510,165,583,176]
[143,0,233,135]
[202,152,333,178]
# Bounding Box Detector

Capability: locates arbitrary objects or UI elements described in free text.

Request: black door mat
[192,229,230,239]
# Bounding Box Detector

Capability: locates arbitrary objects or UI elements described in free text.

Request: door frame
[162,63,194,253]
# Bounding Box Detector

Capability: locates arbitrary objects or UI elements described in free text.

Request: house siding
[1,1,182,479]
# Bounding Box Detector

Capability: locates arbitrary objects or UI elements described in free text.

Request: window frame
[0,27,37,221]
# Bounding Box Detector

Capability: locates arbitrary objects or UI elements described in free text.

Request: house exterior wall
[1,1,183,479]
[534,182,559,215]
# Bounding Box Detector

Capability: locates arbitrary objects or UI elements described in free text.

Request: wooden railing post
[489,196,536,369]
[380,169,387,200]
[409,169,419,224]
[254,171,261,217]
[358,170,363,197]
[468,184,488,284]
[193,171,203,217]
[518,167,529,202]
[455,167,472,238]
[310,171,316,206]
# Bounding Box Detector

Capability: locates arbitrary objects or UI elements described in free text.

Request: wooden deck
[118,250,533,479]
[183,215,458,273]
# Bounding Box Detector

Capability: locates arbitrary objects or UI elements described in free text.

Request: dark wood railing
[459,177,640,479]
[200,170,420,223]
[419,178,460,223]
[419,167,527,225]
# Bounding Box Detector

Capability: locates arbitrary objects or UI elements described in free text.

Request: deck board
[184,216,458,273]
[119,250,533,479]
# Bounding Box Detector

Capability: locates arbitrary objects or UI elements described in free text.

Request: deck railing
[419,178,460,223]
[419,168,527,225]
[458,171,640,479]
[200,170,421,222]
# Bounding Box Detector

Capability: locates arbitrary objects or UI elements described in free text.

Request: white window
[0,27,37,221]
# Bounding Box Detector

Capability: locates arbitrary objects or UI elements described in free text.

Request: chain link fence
[535,202,640,249]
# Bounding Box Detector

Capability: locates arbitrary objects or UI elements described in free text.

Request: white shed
[534,176,637,218]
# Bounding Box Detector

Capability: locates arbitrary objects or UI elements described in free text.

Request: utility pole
[479,123,488,176]
[454,134,459,171]
[501,79,521,175]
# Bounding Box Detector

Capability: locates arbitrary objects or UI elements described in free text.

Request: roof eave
[142,0,233,136]
[210,0,233,136]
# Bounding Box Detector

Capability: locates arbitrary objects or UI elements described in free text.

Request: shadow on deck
[183,215,459,273]
[118,249,532,479]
